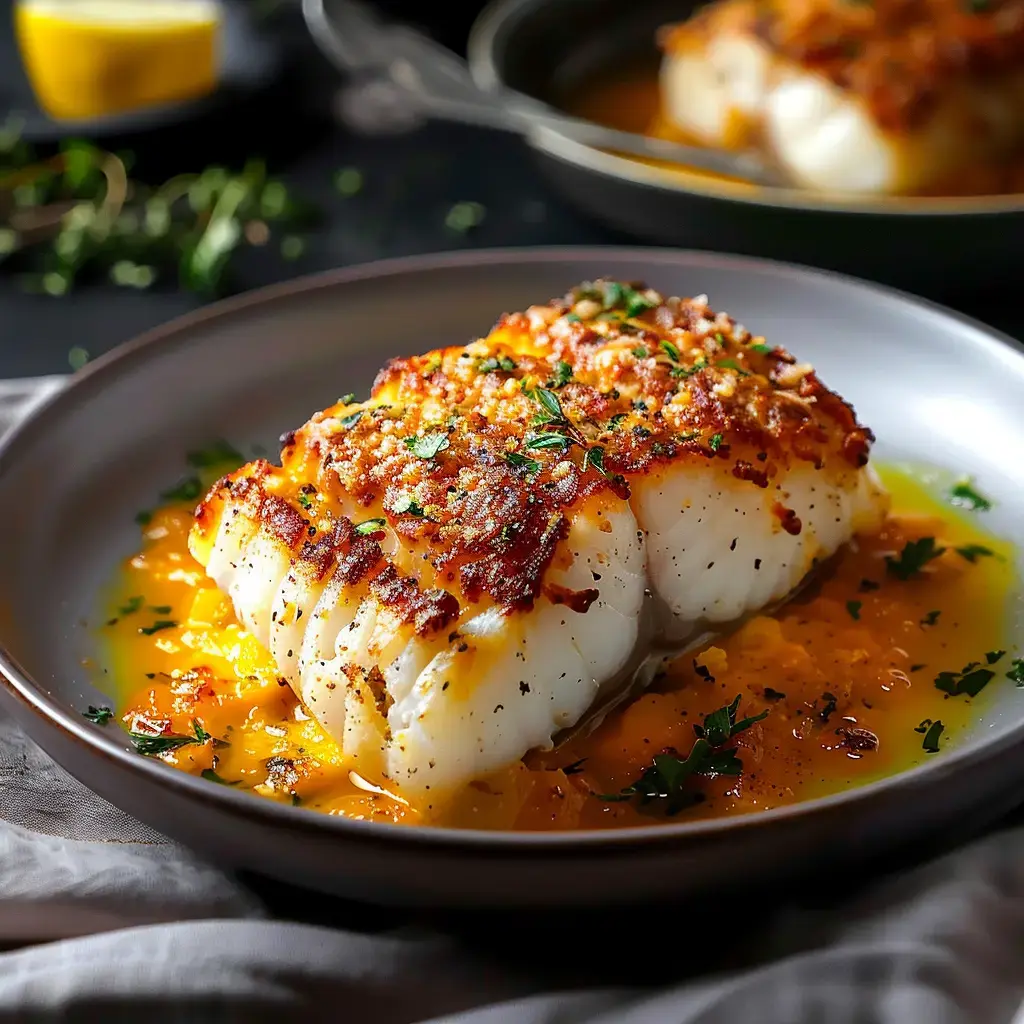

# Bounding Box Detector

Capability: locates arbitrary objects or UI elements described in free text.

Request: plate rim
[2,244,1024,853]
[466,0,1024,219]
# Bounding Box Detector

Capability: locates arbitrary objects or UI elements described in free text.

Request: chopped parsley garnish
[885,537,945,580]
[563,313,581,324]
[339,411,362,428]
[763,687,786,701]
[921,720,944,753]
[934,661,995,698]
[599,696,768,815]
[118,595,144,617]
[949,479,992,511]
[527,387,565,425]
[200,769,239,785]
[547,360,573,389]
[404,431,450,460]
[297,492,314,510]
[660,340,682,363]
[716,359,749,376]
[1007,659,1024,686]
[608,413,628,431]
[504,451,541,475]
[479,355,517,374]
[186,440,244,469]
[149,605,173,615]
[955,544,994,563]
[708,433,724,452]
[846,600,862,620]
[339,393,356,405]
[986,650,1006,664]
[393,495,426,517]
[82,705,114,725]
[625,292,656,318]
[921,610,940,626]
[631,346,649,359]
[130,719,209,758]
[355,518,386,535]
[750,343,772,354]
[525,432,570,452]
[138,620,177,636]
[160,477,203,503]
[582,446,624,486]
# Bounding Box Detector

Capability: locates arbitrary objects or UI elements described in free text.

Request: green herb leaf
[339,411,362,428]
[160,477,203,503]
[192,720,212,744]
[631,346,649,359]
[934,661,994,698]
[986,650,1006,664]
[661,339,681,363]
[525,432,570,452]
[149,605,173,615]
[547,360,573,389]
[763,687,786,701]
[600,696,768,815]
[393,495,425,518]
[528,387,565,424]
[608,413,628,431]
[750,343,772,354]
[355,518,386,535]
[479,355,517,374]
[949,479,992,511]
[200,768,240,785]
[1007,659,1024,686]
[339,393,356,405]
[297,492,314,510]
[922,720,944,753]
[118,595,144,617]
[846,600,862,620]
[955,544,994,563]
[186,440,244,469]
[82,705,114,725]
[138,620,177,636]
[708,433,724,452]
[885,537,946,580]
[504,451,541,475]
[404,432,451,460]
[625,293,656,318]
[130,731,195,757]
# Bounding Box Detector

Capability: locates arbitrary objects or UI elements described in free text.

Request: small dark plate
[0,1,283,141]
[467,0,1024,296]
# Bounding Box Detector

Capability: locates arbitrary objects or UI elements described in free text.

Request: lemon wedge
[15,0,222,121]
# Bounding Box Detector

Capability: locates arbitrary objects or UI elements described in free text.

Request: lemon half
[16,0,222,121]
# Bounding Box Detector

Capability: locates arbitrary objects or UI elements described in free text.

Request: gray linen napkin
[2,375,1024,1024]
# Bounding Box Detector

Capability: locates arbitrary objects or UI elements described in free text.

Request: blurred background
[0,0,1021,379]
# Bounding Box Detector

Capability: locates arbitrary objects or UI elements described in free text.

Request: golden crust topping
[199,281,874,616]
[660,0,1024,130]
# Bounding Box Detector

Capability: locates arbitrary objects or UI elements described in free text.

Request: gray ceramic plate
[466,0,1024,296]
[1,248,1023,909]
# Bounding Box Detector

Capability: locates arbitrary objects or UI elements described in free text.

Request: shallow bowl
[1,247,1023,908]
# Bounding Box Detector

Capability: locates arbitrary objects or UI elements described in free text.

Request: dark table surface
[0,0,1021,381]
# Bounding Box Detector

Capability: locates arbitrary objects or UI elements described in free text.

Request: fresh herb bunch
[0,122,319,297]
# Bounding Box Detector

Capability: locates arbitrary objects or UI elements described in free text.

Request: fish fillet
[659,0,1024,195]
[189,281,887,806]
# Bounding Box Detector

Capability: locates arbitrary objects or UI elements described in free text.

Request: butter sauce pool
[96,465,1015,831]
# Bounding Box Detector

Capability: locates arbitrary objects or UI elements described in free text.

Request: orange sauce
[561,57,1024,198]
[99,466,1015,831]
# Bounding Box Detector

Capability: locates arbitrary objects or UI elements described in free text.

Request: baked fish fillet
[189,281,887,806]
[659,0,1024,195]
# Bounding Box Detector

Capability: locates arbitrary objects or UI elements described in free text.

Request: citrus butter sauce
[99,466,1015,831]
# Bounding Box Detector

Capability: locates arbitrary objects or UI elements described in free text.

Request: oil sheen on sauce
[99,466,1015,831]
[562,56,1024,199]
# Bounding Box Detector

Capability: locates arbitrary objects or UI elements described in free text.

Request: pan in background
[467,0,1024,297]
